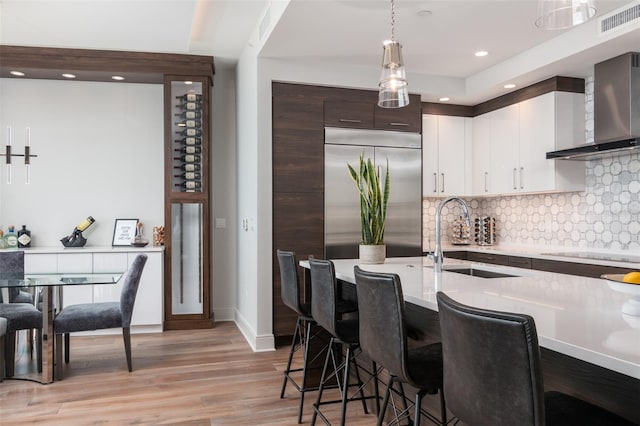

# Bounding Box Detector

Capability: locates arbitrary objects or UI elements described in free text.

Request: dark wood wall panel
[272,96,324,193]
[272,192,325,337]
[0,45,215,84]
[422,76,585,117]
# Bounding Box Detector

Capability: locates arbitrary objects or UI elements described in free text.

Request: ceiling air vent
[598,1,640,35]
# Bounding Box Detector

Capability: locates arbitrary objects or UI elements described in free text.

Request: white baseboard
[234,309,275,352]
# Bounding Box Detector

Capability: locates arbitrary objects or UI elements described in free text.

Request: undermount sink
[442,267,520,279]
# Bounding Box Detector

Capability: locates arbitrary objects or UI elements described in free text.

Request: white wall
[211,65,238,321]
[0,79,163,246]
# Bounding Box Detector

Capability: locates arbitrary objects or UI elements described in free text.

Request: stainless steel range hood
[547,52,639,160]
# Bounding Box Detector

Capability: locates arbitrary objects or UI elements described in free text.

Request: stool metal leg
[280,316,302,399]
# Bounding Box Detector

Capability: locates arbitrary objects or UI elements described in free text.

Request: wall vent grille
[599,2,640,35]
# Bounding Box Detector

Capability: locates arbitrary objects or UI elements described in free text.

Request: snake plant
[347,154,390,246]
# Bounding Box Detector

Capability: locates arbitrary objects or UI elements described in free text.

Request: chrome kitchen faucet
[433,197,471,273]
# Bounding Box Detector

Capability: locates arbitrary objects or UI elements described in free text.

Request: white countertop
[5,245,165,254]
[302,256,640,380]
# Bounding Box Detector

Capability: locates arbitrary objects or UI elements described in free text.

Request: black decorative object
[60,216,94,248]
[60,229,87,247]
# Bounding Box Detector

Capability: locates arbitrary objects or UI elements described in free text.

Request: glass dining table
[0,271,123,384]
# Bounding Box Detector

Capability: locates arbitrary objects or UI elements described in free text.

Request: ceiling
[1,0,638,104]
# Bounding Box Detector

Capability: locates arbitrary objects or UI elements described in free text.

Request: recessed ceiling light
[10,71,25,77]
[504,83,516,89]
[475,51,488,57]
[62,73,76,79]
[184,81,193,85]
[112,75,125,81]
[439,97,450,102]
[417,9,432,17]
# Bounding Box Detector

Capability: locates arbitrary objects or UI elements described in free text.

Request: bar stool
[277,250,358,423]
[354,266,447,426]
[309,259,379,426]
[436,291,636,426]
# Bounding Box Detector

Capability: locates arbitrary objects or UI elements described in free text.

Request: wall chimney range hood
[547,52,639,160]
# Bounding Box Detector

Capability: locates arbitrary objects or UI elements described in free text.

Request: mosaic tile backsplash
[424,152,640,252]
[423,76,639,252]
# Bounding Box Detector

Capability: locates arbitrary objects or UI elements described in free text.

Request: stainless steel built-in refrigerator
[324,127,422,259]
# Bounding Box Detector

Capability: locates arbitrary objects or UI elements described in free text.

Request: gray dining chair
[0,316,6,382]
[53,253,147,379]
[0,251,43,377]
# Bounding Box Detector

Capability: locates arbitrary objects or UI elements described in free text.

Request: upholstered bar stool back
[354,266,446,426]
[309,259,377,426]
[436,291,636,426]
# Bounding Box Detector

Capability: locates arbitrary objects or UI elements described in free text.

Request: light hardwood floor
[0,322,388,425]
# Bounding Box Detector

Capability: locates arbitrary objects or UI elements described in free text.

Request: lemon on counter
[622,271,640,284]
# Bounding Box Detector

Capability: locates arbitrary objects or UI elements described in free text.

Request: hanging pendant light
[535,0,596,30]
[378,0,409,108]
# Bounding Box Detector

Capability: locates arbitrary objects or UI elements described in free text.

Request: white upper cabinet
[518,92,585,193]
[423,114,470,197]
[471,114,492,195]
[489,103,520,194]
[471,91,585,196]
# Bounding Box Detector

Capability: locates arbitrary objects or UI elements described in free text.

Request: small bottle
[176,181,202,191]
[17,225,31,248]
[174,146,202,155]
[0,230,6,249]
[177,128,202,137]
[174,163,201,172]
[76,216,95,232]
[4,225,18,249]
[175,110,202,120]
[174,137,202,146]
[176,93,202,102]
[175,120,202,128]
[176,101,202,111]
[174,154,201,164]
[174,171,201,180]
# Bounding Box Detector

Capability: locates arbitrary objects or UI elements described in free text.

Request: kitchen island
[301,256,640,423]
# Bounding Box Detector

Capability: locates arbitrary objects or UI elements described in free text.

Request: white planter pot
[359,244,386,264]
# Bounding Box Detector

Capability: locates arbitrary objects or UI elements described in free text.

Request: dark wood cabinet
[324,100,374,129]
[374,100,422,132]
[272,82,422,340]
[467,251,510,266]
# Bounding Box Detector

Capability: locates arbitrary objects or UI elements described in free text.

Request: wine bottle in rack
[175,146,202,154]
[175,137,202,146]
[174,154,201,163]
[178,128,203,137]
[176,93,203,102]
[174,172,202,180]
[175,120,202,128]
[176,181,202,191]
[176,101,202,111]
[175,163,201,172]
[175,110,202,120]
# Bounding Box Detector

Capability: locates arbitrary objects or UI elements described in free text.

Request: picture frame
[112,218,139,246]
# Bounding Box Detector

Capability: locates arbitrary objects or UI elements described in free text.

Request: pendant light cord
[390,0,396,41]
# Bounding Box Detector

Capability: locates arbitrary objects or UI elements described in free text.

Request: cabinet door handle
[388,122,409,127]
[441,173,445,193]
[433,173,437,193]
[513,168,517,190]
[484,172,489,192]
[339,118,362,124]
[520,167,524,189]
